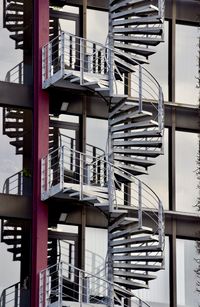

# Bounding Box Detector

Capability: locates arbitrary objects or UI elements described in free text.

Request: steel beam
[0,82,32,109]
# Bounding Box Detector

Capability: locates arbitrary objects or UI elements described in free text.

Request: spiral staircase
[1,0,165,306]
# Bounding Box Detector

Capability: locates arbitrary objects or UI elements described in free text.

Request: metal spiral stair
[3,0,57,50]
[2,107,58,155]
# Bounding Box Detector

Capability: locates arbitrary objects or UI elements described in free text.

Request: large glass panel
[136,237,170,307]
[87,118,108,152]
[0,2,23,81]
[0,108,22,192]
[87,9,108,44]
[0,220,20,294]
[85,227,107,275]
[144,21,169,101]
[176,24,199,106]
[177,239,200,307]
[140,129,169,210]
[176,131,199,214]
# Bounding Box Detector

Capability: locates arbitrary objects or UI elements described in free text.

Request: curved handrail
[41,145,165,249]
[42,31,164,135]
[2,170,23,195]
[40,261,151,307]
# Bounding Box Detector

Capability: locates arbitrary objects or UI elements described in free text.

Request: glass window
[87,118,108,151]
[176,24,199,106]
[0,108,22,192]
[87,9,108,44]
[176,131,199,214]
[144,21,169,101]
[0,221,20,294]
[177,239,200,307]
[0,2,23,81]
[136,237,170,307]
[140,129,169,210]
[85,227,107,274]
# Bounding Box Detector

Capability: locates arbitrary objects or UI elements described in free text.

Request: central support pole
[31,0,49,306]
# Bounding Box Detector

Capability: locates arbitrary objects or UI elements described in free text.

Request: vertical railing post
[61,32,65,76]
[48,43,52,80]
[158,200,164,247]
[48,154,51,194]
[139,65,143,112]
[45,269,49,307]
[138,181,143,228]
[108,47,114,96]
[79,271,83,307]
[18,172,21,195]
[60,146,64,190]
[19,62,22,84]
[2,290,6,307]
[58,263,63,306]
[79,153,83,200]
[14,283,18,307]
[158,86,163,132]
[80,38,84,85]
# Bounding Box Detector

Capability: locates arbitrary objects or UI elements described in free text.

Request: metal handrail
[2,170,23,195]
[42,30,164,136]
[0,282,21,307]
[41,145,165,249]
[39,261,151,307]
[5,62,24,84]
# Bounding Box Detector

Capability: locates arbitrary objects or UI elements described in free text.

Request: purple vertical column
[31,0,49,306]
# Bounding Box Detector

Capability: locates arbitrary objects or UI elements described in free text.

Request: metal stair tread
[113,277,149,290]
[113,35,162,46]
[112,129,162,139]
[113,148,162,157]
[111,0,153,12]
[111,5,158,20]
[109,216,139,232]
[113,255,163,262]
[113,139,162,147]
[113,155,155,167]
[111,119,159,132]
[112,244,162,254]
[7,3,23,11]
[110,226,153,240]
[113,263,162,271]
[10,34,23,42]
[114,42,155,57]
[113,270,156,281]
[110,110,152,126]
[110,235,159,247]
[113,16,163,27]
[113,26,162,35]
[115,163,148,175]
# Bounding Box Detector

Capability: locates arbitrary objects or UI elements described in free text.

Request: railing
[41,146,164,249]
[58,240,107,280]
[0,282,21,307]
[42,31,164,136]
[39,261,150,307]
[2,171,23,195]
[5,62,24,84]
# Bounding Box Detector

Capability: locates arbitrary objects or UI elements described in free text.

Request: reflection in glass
[177,239,200,307]
[87,9,108,44]
[144,21,169,101]
[136,237,169,307]
[176,24,199,106]
[140,129,169,210]
[176,131,199,214]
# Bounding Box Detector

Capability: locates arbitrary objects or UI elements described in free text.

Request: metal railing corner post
[61,31,65,76]
[80,38,84,85]
[138,181,143,228]
[79,271,83,307]
[139,65,143,112]
[79,153,83,200]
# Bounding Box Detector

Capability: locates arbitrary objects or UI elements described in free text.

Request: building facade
[0,0,199,307]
